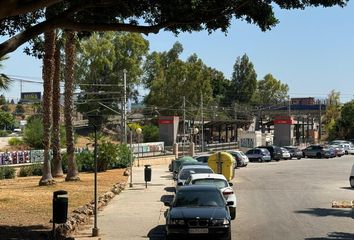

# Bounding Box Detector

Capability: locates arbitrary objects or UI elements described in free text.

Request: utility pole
[201,93,204,152]
[182,96,187,156]
[319,101,322,142]
[123,69,127,144]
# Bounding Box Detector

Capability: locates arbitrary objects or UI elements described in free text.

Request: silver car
[245,148,271,162]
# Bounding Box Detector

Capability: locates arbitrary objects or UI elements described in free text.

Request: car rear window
[192,179,228,189]
[179,168,213,180]
[174,189,225,207]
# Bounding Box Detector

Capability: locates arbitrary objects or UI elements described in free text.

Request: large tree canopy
[0,0,348,57]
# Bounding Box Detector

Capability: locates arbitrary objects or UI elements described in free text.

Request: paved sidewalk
[74,164,174,240]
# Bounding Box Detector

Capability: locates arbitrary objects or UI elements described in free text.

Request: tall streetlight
[136,127,142,167]
[193,127,199,151]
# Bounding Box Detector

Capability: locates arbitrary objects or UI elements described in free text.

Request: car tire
[350,177,354,188]
[345,151,348,155]
[221,229,232,240]
[229,207,236,220]
[297,157,301,160]
[258,158,263,163]
[316,152,322,159]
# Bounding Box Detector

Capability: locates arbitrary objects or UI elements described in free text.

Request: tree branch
[0,0,63,20]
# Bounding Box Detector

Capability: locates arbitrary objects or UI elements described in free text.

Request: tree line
[0,0,347,186]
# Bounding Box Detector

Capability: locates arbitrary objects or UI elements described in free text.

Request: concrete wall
[133,155,175,167]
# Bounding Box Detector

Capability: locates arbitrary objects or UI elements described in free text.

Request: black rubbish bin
[144,165,151,188]
[53,190,68,224]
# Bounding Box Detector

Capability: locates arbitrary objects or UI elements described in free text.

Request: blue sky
[1,2,353,102]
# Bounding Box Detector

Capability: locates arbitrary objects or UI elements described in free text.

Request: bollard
[144,165,152,188]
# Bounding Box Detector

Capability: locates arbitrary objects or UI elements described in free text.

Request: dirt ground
[0,168,128,239]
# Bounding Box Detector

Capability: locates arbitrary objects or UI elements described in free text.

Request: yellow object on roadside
[208,151,235,181]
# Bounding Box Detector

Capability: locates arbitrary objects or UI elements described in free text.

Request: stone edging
[56,181,127,238]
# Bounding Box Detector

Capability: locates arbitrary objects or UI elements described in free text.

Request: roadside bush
[142,124,159,142]
[0,130,8,137]
[8,137,23,146]
[115,144,133,168]
[97,140,118,172]
[19,164,43,177]
[0,167,16,179]
[23,116,43,149]
[76,151,93,172]
[61,151,93,173]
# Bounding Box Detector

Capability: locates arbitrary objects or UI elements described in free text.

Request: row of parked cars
[166,154,236,240]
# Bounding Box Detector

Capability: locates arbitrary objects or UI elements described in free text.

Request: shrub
[0,167,16,179]
[97,140,118,172]
[0,130,8,137]
[115,144,133,168]
[20,164,43,177]
[23,116,43,149]
[76,151,93,172]
[8,137,23,146]
[142,124,159,142]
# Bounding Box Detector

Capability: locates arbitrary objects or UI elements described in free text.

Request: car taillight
[223,189,234,196]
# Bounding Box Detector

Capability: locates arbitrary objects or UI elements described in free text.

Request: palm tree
[39,29,56,186]
[52,35,64,177]
[0,56,11,90]
[64,30,79,181]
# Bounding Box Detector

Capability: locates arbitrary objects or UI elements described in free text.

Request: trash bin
[53,190,68,224]
[144,165,152,182]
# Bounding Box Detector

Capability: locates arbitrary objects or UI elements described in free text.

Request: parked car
[245,148,271,162]
[257,145,282,161]
[340,143,354,155]
[176,165,214,188]
[280,147,291,160]
[325,145,337,158]
[165,185,232,240]
[329,144,345,157]
[350,164,354,188]
[194,154,211,164]
[227,150,249,167]
[283,146,302,159]
[302,145,331,158]
[185,173,237,220]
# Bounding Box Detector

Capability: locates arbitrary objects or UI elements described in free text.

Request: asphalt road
[232,155,354,240]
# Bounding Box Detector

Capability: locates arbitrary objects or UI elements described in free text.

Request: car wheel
[258,158,263,162]
[345,151,349,155]
[316,152,322,159]
[350,177,354,188]
[297,157,301,160]
[221,229,232,240]
[229,207,236,220]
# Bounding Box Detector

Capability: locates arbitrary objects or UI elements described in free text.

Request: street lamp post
[136,127,142,167]
[129,128,133,187]
[193,127,199,151]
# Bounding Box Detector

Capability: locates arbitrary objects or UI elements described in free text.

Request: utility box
[144,165,152,182]
[208,152,235,181]
[53,190,68,224]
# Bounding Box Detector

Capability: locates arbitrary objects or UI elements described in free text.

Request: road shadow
[164,186,175,193]
[147,225,166,240]
[160,175,174,180]
[295,208,354,218]
[134,183,166,187]
[160,194,174,204]
[0,225,51,240]
[305,232,354,240]
[340,187,354,190]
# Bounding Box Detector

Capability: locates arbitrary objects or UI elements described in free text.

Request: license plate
[189,228,208,234]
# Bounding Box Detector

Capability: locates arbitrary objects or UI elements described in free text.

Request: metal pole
[123,69,127,144]
[92,124,99,236]
[182,96,186,156]
[137,134,140,167]
[201,93,204,152]
[129,129,133,187]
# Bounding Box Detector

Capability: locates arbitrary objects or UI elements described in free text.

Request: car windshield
[179,168,213,180]
[192,178,228,189]
[174,189,225,207]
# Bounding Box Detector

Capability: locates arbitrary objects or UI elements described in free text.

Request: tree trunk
[39,30,56,186]
[52,37,64,177]
[64,30,79,181]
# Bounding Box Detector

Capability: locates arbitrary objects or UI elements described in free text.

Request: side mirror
[228,182,233,187]
[177,182,183,186]
[164,201,171,207]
